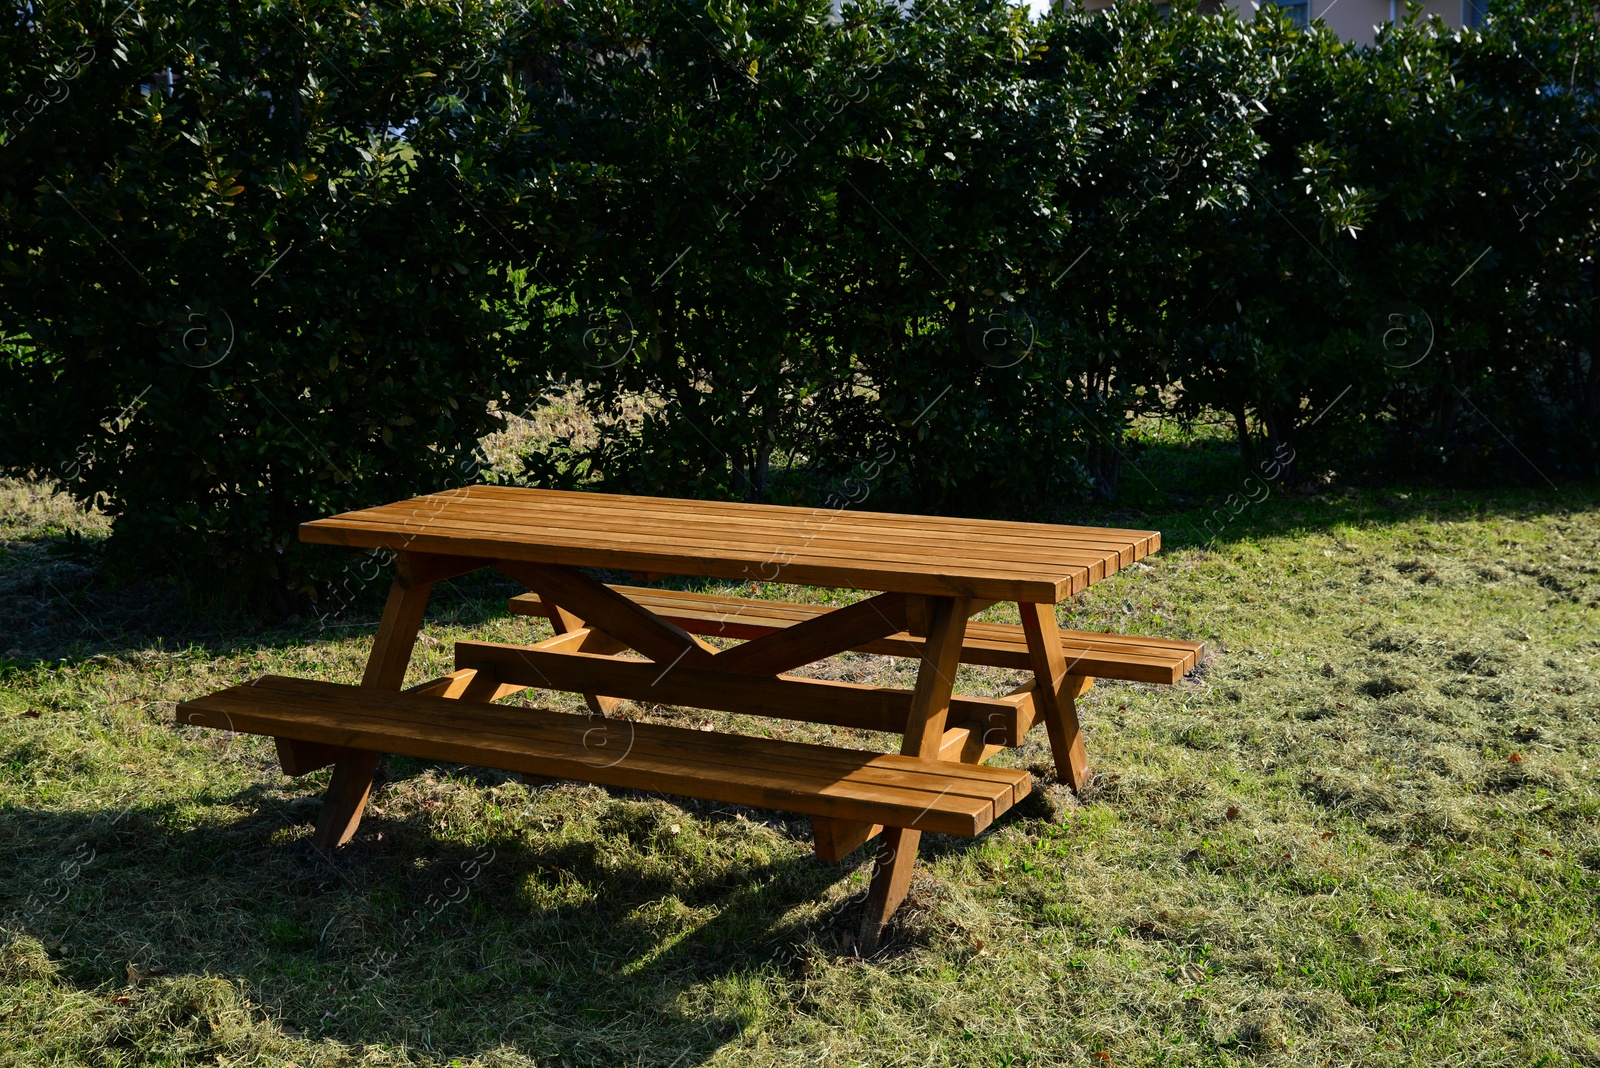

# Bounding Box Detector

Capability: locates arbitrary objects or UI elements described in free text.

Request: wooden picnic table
[178,486,1199,949]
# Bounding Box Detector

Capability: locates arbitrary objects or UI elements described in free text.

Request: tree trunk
[1262,405,1296,483]
[1231,401,1255,468]
[1584,257,1600,425]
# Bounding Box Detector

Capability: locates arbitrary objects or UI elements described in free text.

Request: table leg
[857,594,971,953]
[1019,602,1089,791]
[310,574,433,848]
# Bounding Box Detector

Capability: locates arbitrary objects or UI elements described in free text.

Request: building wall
[1074,0,1473,45]
[1308,0,1467,45]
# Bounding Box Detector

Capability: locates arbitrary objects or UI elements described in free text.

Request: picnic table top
[300,485,1159,603]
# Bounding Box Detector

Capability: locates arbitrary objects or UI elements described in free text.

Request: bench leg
[311,749,382,849]
[1019,602,1089,791]
[856,826,919,951]
[310,573,432,849]
[857,594,970,953]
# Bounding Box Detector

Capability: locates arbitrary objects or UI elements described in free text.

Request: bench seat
[176,675,1031,837]
[508,585,1202,685]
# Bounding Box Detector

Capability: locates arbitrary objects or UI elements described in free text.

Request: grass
[2,449,1598,1067]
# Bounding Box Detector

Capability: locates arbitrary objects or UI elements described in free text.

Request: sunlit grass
[2,475,1597,1066]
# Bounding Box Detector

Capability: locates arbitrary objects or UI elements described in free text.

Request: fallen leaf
[1508,752,1524,764]
[1093,1053,1113,1064]
[112,995,132,1005]
[1538,848,1553,857]
[1320,831,1334,840]
[1225,806,1240,820]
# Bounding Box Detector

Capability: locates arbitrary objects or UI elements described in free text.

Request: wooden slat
[301,486,1161,602]
[176,677,1029,837]
[331,484,1160,560]
[453,640,1026,739]
[370,496,1139,577]
[439,485,1164,561]
[320,509,1122,576]
[316,512,1089,602]
[194,675,1023,808]
[509,587,1203,685]
[187,699,1000,832]
[710,591,909,676]
[312,523,1071,602]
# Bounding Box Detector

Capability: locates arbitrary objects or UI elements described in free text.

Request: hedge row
[2,0,1596,605]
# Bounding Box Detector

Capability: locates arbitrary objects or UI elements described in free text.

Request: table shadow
[0,772,998,1067]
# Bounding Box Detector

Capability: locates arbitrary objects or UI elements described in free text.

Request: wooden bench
[177,675,1030,838]
[177,487,1200,950]
[508,585,1201,685]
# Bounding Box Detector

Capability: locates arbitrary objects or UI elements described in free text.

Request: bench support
[310,567,433,849]
[1020,602,1090,791]
[857,595,971,953]
[544,604,626,717]
[275,737,344,776]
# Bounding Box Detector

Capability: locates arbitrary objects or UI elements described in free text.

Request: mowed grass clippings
[1,477,1598,1067]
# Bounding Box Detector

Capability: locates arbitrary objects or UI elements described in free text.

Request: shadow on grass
[4,772,979,1066]
[0,556,529,673]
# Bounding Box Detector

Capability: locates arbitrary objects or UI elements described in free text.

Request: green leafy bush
[2,0,1596,606]
[0,0,543,607]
